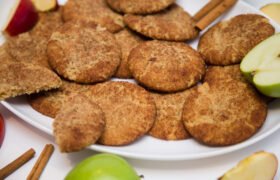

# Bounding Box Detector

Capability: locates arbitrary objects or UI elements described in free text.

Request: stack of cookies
[0,0,276,152]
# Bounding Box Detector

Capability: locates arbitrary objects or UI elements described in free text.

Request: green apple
[219,151,278,180]
[65,153,140,180]
[240,33,280,97]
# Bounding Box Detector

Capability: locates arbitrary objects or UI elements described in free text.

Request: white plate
[2,0,280,161]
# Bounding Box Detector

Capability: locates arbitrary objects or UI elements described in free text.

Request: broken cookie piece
[0,62,61,100]
[53,94,105,152]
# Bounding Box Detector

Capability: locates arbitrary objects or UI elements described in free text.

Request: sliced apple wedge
[31,0,57,12]
[261,3,280,24]
[5,0,38,36]
[240,33,280,97]
[220,151,278,180]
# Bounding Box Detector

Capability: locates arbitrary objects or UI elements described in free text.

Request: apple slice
[0,114,5,148]
[5,0,38,36]
[261,3,280,24]
[219,151,278,180]
[31,0,57,12]
[240,33,280,97]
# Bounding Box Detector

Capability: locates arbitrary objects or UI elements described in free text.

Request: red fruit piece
[0,114,5,147]
[6,0,38,36]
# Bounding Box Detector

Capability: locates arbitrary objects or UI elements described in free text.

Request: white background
[1,0,280,179]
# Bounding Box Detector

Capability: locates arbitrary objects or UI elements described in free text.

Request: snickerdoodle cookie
[149,88,194,140]
[31,10,63,42]
[124,4,198,41]
[0,62,61,100]
[114,29,144,78]
[204,65,247,84]
[47,22,121,83]
[29,80,91,118]
[106,0,175,14]
[204,65,274,103]
[0,45,14,64]
[62,0,124,33]
[129,40,205,92]
[198,14,275,65]
[182,79,267,146]
[5,32,50,69]
[89,81,156,146]
[53,94,105,152]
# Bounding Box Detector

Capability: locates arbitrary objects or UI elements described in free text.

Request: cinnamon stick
[195,0,238,31]
[27,144,54,180]
[0,148,35,179]
[193,0,223,21]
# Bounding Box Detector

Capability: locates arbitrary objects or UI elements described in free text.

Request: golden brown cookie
[0,62,61,100]
[47,22,121,83]
[149,88,194,140]
[62,0,124,33]
[0,45,14,64]
[182,79,267,146]
[29,80,91,118]
[5,32,50,69]
[114,29,144,78]
[124,4,198,41]
[53,94,105,152]
[31,10,63,42]
[128,40,205,92]
[198,14,275,65]
[204,65,247,83]
[89,81,156,146]
[106,0,175,14]
[204,65,274,103]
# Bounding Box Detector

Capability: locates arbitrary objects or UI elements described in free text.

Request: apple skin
[241,33,280,98]
[6,0,38,36]
[254,81,280,98]
[0,114,5,148]
[65,153,140,180]
[220,151,278,180]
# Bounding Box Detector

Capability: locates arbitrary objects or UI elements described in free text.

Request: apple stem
[139,174,145,179]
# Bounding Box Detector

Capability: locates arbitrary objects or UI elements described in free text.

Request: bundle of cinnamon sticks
[194,0,238,31]
[0,144,54,180]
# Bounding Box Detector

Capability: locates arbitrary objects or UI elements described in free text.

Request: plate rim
[2,98,280,161]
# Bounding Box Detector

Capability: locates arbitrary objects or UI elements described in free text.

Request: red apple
[0,114,5,148]
[31,0,58,12]
[6,0,38,36]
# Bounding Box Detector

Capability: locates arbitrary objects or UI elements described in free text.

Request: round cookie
[29,80,91,118]
[5,32,51,69]
[106,0,175,14]
[89,81,156,146]
[149,88,194,140]
[124,4,198,41]
[204,65,247,83]
[182,80,267,146]
[0,45,14,64]
[47,22,121,83]
[62,0,124,33]
[204,65,274,103]
[198,14,275,65]
[31,10,63,42]
[53,94,105,152]
[114,29,144,78]
[128,40,206,92]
